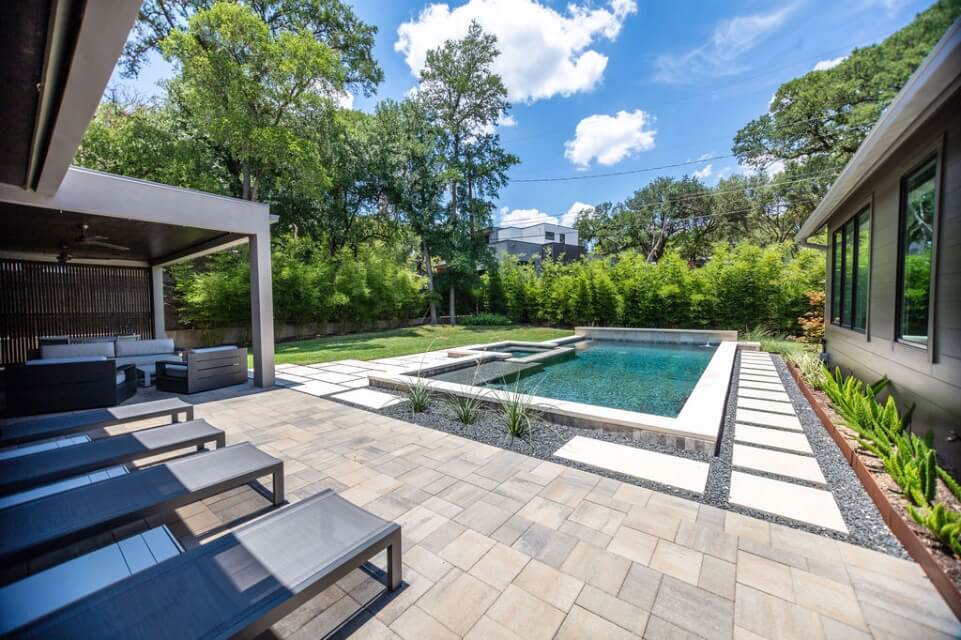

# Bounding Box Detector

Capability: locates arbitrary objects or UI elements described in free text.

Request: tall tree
[160,2,343,201]
[416,21,518,323]
[377,99,447,323]
[122,0,382,95]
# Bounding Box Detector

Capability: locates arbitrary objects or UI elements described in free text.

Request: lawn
[266,324,574,365]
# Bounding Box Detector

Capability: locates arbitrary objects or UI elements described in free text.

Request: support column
[249,230,275,387]
[151,265,166,338]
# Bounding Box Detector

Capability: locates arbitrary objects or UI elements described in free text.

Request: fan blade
[84,240,130,251]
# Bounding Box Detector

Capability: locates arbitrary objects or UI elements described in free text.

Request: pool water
[481,340,715,416]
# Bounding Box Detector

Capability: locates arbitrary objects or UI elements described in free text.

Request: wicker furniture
[156,346,247,394]
[3,358,136,417]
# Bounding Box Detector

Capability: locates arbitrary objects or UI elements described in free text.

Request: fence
[0,259,153,364]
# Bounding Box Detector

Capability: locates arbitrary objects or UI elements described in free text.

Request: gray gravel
[364,351,906,557]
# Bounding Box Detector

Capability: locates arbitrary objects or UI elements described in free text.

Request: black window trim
[830,204,871,334]
[895,152,941,353]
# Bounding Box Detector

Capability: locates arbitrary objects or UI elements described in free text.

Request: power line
[508,113,852,183]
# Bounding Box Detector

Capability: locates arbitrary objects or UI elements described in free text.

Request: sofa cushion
[114,354,183,367]
[116,371,128,385]
[190,345,239,354]
[41,343,115,359]
[26,356,108,366]
[115,338,175,357]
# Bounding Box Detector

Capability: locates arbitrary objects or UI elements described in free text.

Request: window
[544,231,555,241]
[898,159,937,347]
[830,206,871,331]
[559,233,566,245]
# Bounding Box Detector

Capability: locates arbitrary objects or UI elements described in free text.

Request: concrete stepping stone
[734,424,812,454]
[732,444,826,484]
[291,380,347,397]
[740,365,777,374]
[729,471,847,532]
[738,380,785,392]
[736,397,796,416]
[332,388,408,409]
[739,372,782,382]
[553,436,709,494]
[736,409,802,431]
[737,388,791,403]
[740,355,772,362]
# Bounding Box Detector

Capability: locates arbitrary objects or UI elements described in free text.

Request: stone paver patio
[63,382,961,640]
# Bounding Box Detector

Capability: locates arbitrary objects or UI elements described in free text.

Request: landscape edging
[786,361,961,621]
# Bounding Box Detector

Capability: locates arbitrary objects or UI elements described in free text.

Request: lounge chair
[0,442,283,565]
[0,398,194,448]
[10,489,402,639]
[0,419,225,495]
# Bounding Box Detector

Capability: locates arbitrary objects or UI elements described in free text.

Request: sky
[113,0,932,229]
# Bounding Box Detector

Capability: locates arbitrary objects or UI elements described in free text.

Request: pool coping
[367,329,745,452]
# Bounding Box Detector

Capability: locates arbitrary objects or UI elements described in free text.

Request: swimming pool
[443,341,716,417]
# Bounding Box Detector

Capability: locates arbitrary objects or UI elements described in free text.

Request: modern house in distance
[487,222,582,266]
[797,19,961,466]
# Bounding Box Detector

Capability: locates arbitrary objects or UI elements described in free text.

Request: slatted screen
[0,259,154,364]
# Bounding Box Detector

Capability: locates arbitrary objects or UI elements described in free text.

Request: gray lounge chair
[11,489,402,640]
[0,442,283,565]
[0,419,225,495]
[0,398,194,447]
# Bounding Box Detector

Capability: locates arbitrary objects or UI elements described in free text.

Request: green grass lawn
[264,324,573,365]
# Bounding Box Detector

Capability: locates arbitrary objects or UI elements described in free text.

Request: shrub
[461,312,512,326]
[797,290,825,343]
[446,392,483,425]
[406,378,433,413]
[498,387,537,441]
[787,351,827,390]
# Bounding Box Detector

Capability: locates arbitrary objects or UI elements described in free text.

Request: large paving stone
[729,472,847,532]
[732,444,826,484]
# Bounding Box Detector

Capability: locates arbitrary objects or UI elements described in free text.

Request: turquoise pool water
[482,340,716,416]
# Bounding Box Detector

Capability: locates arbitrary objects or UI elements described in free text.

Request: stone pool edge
[368,329,746,454]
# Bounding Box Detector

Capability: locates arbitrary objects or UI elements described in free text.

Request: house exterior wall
[491,223,579,246]
[823,90,961,466]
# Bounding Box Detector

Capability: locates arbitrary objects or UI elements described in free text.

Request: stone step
[739,372,782,383]
[737,388,791,403]
[736,397,796,416]
[733,424,812,454]
[732,444,826,485]
[553,436,709,494]
[729,471,847,532]
[736,409,803,432]
[737,380,785,392]
[740,363,777,372]
[332,388,407,409]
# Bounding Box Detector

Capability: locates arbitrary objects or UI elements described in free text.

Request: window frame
[895,153,942,352]
[544,230,555,241]
[830,204,871,334]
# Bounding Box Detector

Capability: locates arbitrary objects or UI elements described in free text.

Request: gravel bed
[358,351,906,556]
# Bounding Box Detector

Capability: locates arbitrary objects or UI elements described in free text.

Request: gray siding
[824,90,961,467]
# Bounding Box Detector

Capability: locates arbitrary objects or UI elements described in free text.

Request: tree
[377,99,447,324]
[123,0,382,95]
[161,2,343,201]
[416,21,518,323]
[733,0,960,173]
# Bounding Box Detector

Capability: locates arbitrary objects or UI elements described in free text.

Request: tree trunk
[423,240,438,324]
[241,163,251,201]
[449,284,456,325]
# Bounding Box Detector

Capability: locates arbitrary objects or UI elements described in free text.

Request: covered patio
[0,1,274,389]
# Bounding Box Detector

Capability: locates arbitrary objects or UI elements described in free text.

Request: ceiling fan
[74,223,130,252]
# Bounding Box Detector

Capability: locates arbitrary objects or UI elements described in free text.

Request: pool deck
[25,380,957,639]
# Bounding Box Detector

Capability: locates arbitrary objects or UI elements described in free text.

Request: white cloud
[499,201,593,227]
[561,201,594,226]
[564,109,656,168]
[813,55,846,71]
[395,0,637,103]
[693,164,713,180]
[497,114,517,127]
[655,4,796,83]
[499,207,558,226]
[740,159,786,178]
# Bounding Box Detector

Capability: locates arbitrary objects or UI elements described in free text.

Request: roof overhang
[0,0,141,195]
[796,19,961,241]
[0,167,272,266]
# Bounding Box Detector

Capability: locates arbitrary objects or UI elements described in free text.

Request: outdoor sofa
[157,345,248,394]
[3,358,136,417]
[0,442,283,565]
[6,489,403,639]
[0,398,194,448]
[0,419,225,495]
[39,337,181,368]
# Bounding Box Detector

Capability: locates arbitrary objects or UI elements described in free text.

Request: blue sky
[114,0,931,228]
